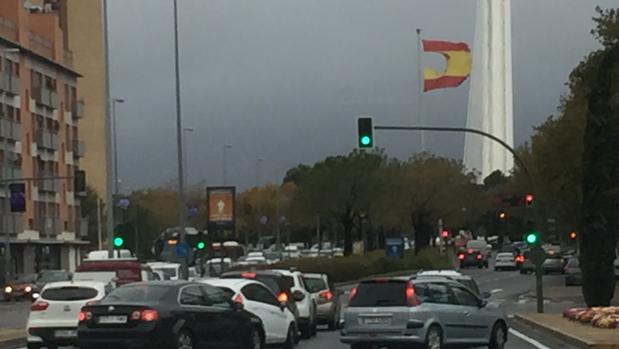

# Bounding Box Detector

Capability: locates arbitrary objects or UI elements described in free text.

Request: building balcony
[36,130,59,150]
[0,73,19,96]
[33,87,58,109]
[38,172,59,192]
[38,216,61,237]
[0,214,24,236]
[73,140,86,158]
[0,119,21,141]
[72,100,85,119]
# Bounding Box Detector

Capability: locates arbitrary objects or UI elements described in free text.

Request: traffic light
[357,117,374,148]
[525,194,534,206]
[569,231,577,240]
[196,241,206,250]
[8,183,26,212]
[498,211,507,220]
[113,224,125,249]
[440,230,449,239]
[525,232,539,245]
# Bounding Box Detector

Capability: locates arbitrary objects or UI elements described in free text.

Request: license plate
[54,330,77,338]
[97,315,127,324]
[363,317,390,325]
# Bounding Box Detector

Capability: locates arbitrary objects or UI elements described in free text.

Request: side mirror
[293,290,305,302]
[479,299,488,308]
[481,291,491,299]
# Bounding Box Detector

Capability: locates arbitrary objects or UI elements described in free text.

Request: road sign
[385,237,404,259]
[530,246,546,266]
[174,240,191,258]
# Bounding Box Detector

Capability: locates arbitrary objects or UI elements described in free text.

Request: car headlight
[4,286,12,294]
[25,286,32,293]
[32,293,40,300]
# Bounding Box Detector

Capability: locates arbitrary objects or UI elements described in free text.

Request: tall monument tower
[463,0,514,180]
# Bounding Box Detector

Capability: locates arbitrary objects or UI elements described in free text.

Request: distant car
[458,249,486,269]
[341,277,508,349]
[26,281,109,349]
[32,270,72,299]
[146,262,181,281]
[415,270,484,298]
[303,273,341,330]
[520,251,536,274]
[273,269,318,339]
[543,256,565,274]
[200,278,297,348]
[4,274,37,301]
[564,257,582,286]
[283,246,301,259]
[77,281,264,349]
[246,256,267,265]
[75,260,157,286]
[494,252,518,271]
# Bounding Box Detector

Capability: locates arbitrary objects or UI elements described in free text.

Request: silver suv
[340,277,507,349]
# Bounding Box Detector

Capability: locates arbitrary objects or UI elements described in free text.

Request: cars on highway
[77,281,264,349]
[32,270,72,298]
[4,273,37,301]
[457,248,486,269]
[200,278,297,348]
[415,270,484,297]
[146,262,181,281]
[564,257,582,286]
[341,277,507,349]
[303,273,341,330]
[76,259,158,286]
[494,252,518,271]
[466,240,491,266]
[26,281,109,349]
[273,269,318,339]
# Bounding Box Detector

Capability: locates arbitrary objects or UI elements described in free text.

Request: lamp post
[111,98,124,195]
[183,127,193,185]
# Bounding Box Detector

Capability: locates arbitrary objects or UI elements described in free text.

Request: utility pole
[96,199,102,250]
[316,213,321,255]
[102,0,115,259]
[223,144,231,185]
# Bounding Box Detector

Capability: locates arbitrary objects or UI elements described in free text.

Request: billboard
[206,186,235,230]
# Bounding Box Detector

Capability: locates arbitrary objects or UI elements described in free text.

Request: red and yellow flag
[422,40,472,92]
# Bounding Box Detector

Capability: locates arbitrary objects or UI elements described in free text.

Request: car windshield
[102,285,171,303]
[37,271,69,283]
[303,277,327,293]
[349,281,408,307]
[13,274,35,283]
[42,286,98,301]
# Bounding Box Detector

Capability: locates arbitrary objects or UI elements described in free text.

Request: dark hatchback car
[457,249,486,269]
[77,281,264,349]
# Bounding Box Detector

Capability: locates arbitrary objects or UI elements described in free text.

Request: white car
[199,278,297,348]
[26,281,109,349]
[494,252,518,271]
[146,262,181,280]
[273,269,317,339]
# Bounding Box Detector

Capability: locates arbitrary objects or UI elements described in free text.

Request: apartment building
[0,0,87,281]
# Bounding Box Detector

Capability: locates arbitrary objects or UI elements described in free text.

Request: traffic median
[0,328,25,349]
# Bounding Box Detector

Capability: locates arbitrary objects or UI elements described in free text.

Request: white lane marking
[509,328,553,349]
[491,288,503,294]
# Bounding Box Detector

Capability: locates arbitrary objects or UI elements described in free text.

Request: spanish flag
[422,40,472,92]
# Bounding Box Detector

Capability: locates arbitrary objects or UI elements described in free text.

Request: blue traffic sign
[385,237,404,259]
[174,241,191,258]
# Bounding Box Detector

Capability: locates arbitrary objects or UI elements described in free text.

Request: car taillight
[476,253,482,260]
[78,310,92,322]
[458,253,465,261]
[319,290,333,301]
[31,301,49,312]
[406,283,420,307]
[241,272,256,279]
[130,310,142,321]
[277,292,289,303]
[467,248,474,254]
[348,287,357,305]
[515,255,524,263]
[233,293,245,305]
[141,309,158,322]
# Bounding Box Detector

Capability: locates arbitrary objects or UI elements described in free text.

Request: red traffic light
[441,230,449,238]
[525,194,534,205]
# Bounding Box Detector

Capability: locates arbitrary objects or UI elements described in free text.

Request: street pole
[111,98,124,195]
[183,128,193,186]
[173,0,188,279]
[276,186,281,258]
[96,199,102,250]
[256,158,263,248]
[316,213,321,255]
[102,0,115,259]
[223,144,231,185]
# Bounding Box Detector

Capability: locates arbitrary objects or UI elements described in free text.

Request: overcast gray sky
[107,0,615,191]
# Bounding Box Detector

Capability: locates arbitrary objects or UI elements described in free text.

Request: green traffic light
[113,236,124,248]
[196,241,206,250]
[360,136,372,146]
[525,233,538,245]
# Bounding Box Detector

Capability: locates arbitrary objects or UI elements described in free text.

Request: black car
[457,249,486,269]
[77,281,264,349]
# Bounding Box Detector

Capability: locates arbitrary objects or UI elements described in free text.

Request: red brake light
[78,310,92,322]
[31,301,49,312]
[515,255,524,263]
[467,248,474,254]
[141,309,159,322]
[319,290,333,301]
[233,293,244,305]
[241,272,256,279]
[406,283,420,307]
[458,253,465,261]
[476,253,482,260]
[348,287,358,305]
[277,292,289,303]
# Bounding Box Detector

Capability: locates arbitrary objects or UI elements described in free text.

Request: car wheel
[328,309,339,330]
[311,313,318,337]
[300,321,312,339]
[248,327,264,349]
[282,324,295,349]
[425,325,442,349]
[176,330,193,349]
[293,323,300,344]
[489,322,507,349]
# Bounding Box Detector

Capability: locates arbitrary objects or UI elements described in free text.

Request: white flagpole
[416,28,425,152]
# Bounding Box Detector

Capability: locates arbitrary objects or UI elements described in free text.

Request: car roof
[198,278,257,289]
[417,270,462,277]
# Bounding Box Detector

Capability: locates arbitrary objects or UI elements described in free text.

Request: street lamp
[222,144,232,185]
[112,98,124,195]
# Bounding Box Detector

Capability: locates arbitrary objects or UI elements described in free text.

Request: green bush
[266,248,453,283]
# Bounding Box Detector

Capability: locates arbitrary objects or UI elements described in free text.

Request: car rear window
[349,280,407,307]
[102,285,171,303]
[304,277,327,293]
[457,279,480,294]
[42,287,99,301]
